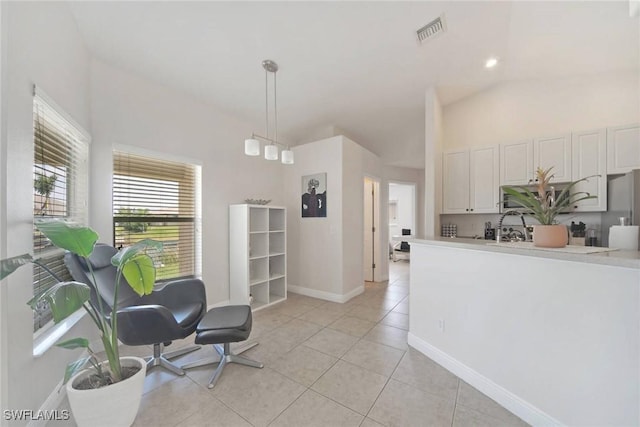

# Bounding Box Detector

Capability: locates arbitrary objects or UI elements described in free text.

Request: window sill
[33,310,86,358]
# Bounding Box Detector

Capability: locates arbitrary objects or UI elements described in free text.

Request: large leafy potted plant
[0,219,161,426]
[502,167,597,248]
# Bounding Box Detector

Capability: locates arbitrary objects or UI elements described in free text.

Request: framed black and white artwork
[301,173,327,217]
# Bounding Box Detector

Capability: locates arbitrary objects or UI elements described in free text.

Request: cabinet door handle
[465,209,469,212]
[470,209,474,212]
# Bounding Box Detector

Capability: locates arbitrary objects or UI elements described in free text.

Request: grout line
[451,378,461,427]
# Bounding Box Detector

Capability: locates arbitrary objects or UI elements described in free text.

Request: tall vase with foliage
[0,219,161,385]
[502,167,597,247]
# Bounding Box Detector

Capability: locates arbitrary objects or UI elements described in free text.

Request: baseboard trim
[407,333,563,427]
[288,284,364,303]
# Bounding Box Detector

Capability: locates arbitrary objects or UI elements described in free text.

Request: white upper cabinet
[572,129,607,212]
[534,134,572,183]
[442,150,470,214]
[443,146,499,214]
[470,146,500,213]
[500,140,533,186]
[501,135,572,185]
[607,124,640,174]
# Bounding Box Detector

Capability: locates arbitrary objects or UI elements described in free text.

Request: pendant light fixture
[244,59,294,165]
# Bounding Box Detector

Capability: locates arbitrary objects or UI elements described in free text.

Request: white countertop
[409,236,640,269]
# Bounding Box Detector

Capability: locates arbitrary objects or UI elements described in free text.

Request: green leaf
[111,239,163,268]
[62,357,91,385]
[0,253,33,280]
[56,337,89,350]
[34,219,98,257]
[27,281,91,323]
[502,175,600,224]
[121,254,156,296]
[111,239,162,296]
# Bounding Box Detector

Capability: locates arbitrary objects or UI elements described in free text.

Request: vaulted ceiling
[68,1,639,168]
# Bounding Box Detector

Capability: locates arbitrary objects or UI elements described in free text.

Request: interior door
[364,178,374,281]
[363,177,381,282]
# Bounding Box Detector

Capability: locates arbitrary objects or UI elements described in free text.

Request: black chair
[393,228,411,261]
[64,243,207,376]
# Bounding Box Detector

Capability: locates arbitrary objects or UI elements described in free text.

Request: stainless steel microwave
[500,183,571,213]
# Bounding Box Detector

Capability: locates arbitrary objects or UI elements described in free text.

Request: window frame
[32,86,90,335]
[112,146,202,282]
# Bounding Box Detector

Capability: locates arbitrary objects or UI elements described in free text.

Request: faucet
[496,210,530,243]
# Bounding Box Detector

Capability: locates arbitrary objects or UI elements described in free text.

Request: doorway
[364,177,381,282]
[388,182,416,261]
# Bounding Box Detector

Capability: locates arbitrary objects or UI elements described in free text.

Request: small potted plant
[1,219,161,426]
[502,167,597,247]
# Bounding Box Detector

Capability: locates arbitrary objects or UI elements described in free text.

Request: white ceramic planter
[66,356,146,427]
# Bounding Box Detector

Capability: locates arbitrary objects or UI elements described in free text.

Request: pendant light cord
[265,67,269,140]
[274,69,278,144]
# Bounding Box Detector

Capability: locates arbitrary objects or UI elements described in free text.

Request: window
[33,89,89,332]
[113,151,201,281]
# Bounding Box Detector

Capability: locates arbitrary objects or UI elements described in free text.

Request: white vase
[66,356,146,427]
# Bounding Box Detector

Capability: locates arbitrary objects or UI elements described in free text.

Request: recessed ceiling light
[485,57,499,68]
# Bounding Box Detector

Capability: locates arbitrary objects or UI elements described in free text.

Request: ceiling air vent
[417,15,446,43]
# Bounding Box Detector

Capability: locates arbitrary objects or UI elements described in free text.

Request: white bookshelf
[230,204,287,311]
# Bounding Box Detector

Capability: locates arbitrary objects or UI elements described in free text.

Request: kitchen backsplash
[441,212,603,242]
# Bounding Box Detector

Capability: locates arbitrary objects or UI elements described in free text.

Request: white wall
[89,59,285,305]
[284,137,344,297]
[342,136,386,286]
[443,70,640,150]
[410,242,640,426]
[1,1,96,414]
[425,88,444,238]
[285,135,386,299]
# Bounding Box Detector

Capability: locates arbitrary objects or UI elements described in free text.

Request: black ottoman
[181,305,263,388]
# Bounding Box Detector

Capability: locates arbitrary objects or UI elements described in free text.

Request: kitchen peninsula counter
[408,238,640,426]
[408,236,640,269]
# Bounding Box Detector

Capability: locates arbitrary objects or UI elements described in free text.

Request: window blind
[113,151,199,280]
[33,90,89,332]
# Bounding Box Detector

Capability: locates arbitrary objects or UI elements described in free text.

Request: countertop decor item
[244,199,271,205]
[609,225,640,250]
[502,167,597,248]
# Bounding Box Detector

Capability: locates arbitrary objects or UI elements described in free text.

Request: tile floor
[51,261,529,427]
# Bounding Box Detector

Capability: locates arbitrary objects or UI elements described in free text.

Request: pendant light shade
[264,144,278,160]
[244,138,260,156]
[243,59,293,164]
[281,149,294,164]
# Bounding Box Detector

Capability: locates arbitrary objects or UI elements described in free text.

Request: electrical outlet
[438,319,445,332]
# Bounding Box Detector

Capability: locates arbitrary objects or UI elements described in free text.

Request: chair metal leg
[232,341,259,355]
[145,343,201,376]
[227,353,264,368]
[145,355,185,376]
[180,355,221,370]
[181,342,263,389]
[163,344,201,360]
